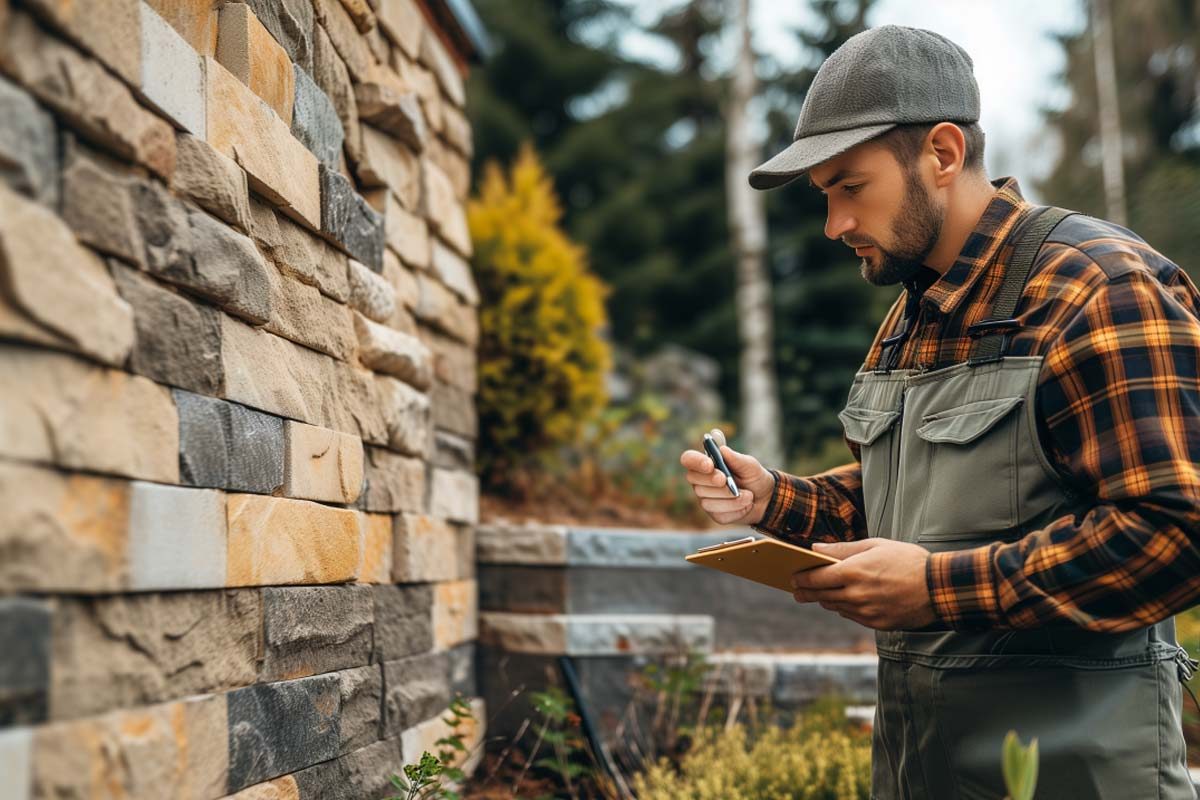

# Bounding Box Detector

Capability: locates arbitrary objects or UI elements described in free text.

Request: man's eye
[843,184,864,195]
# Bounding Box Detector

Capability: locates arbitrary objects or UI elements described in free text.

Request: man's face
[808,141,945,286]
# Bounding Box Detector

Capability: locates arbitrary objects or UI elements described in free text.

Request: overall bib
[837,207,1197,799]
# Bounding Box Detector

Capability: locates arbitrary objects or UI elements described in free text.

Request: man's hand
[790,539,937,630]
[679,436,776,526]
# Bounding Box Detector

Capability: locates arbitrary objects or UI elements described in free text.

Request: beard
[853,171,944,286]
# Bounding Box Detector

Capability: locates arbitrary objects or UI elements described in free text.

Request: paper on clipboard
[684,535,840,593]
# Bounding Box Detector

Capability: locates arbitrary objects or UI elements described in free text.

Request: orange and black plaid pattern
[754,177,1200,632]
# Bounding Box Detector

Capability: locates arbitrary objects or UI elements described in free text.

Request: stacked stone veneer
[0,0,484,796]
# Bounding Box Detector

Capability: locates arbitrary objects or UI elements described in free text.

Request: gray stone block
[245,0,314,73]
[133,180,274,325]
[319,163,384,271]
[174,389,286,493]
[433,431,474,471]
[447,641,476,699]
[338,665,383,755]
[261,586,374,682]
[0,598,50,726]
[294,737,403,800]
[292,65,344,168]
[0,75,57,207]
[479,565,566,614]
[382,650,450,737]
[61,141,143,266]
[112,264,224,396]
[372,584,433,662]
[226,673,342,792]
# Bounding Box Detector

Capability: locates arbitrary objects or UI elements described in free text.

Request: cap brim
[748,123,897,190]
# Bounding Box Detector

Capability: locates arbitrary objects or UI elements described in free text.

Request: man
[679,25,1200,799]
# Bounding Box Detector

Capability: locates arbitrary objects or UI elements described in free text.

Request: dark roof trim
[426,0,493,63]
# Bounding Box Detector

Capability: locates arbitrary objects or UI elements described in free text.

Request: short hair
[876,122,986,174]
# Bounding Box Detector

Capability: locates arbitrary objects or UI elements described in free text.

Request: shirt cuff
[926,546,1004,629]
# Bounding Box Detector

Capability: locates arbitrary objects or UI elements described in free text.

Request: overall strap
[967,206,1076,365]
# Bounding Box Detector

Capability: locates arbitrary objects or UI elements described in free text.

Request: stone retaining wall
[0,0,484,796]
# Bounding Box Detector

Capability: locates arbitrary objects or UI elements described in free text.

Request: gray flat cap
[749,25,980,190]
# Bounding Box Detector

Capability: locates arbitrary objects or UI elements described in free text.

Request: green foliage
[526,685,593,799]
[1001,730,1039,800]
[630,699,872,799]
[387,695,476,800]
[469,144,612,489]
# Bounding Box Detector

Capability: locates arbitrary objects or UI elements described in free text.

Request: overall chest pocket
[913,395,1024,542]
[838,404,900,539]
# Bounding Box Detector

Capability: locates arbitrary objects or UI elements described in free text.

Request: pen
[702,433,740,498]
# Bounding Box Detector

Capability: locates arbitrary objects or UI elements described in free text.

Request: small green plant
[387,695,476,800]
[521,685,592,800]
[1001,730,1039,800]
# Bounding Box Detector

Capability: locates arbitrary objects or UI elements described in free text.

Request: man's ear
[927,122,966,188]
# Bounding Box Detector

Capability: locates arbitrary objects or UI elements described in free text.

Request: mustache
[843,238,877,249]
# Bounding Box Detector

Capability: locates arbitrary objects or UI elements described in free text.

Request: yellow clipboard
[684,535,840,593]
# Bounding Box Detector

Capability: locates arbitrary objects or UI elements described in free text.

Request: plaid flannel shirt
[754,177,1200,633]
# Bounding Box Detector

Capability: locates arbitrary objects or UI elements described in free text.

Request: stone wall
[0,0,483,796]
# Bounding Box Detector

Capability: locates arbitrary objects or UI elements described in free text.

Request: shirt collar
[918,177,1030,315]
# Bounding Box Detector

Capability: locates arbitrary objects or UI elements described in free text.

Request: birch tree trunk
[1092,0,1127,225]
[725,0,782,468]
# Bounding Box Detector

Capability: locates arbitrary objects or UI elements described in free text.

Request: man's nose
[824,208,856,241]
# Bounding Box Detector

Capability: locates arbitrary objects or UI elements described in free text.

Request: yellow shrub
[468,143,612,488]
[631,704,871,800]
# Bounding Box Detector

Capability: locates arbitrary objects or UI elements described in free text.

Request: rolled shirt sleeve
[752,461,869,545]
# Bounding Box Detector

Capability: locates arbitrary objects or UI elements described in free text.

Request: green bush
[468,143,612,490]
[631,700,871,800]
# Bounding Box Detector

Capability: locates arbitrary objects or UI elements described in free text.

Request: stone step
[477,523,873,653]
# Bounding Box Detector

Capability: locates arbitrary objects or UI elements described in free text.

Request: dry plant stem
[725,690,743,733]
[476,685,533,789]
[695,662,722,731]
[512,716,549,795]
[651,687,668,737]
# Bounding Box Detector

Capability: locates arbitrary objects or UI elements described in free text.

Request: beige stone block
[221,776,301,800]
[0,184,134,366]
[50,593,260,719]
[432,578,476,651]
[1,11,175,179]
[355,312,432,389]
[400,697,485,775]
[441,103,472,158]
[430,380,476,440]
[348,257,397,323]
[419,328,476,394]
[146,0,220,56]
[314,0,376,82]
[226,494,361,586]
[368,188,431,270]
[173,133,253,234]
[356,512,393,584]
[0,347,178,482]
[33,694,230,799]
[22,0,141,87]
[266,271,357,360]
[377,375,431,457]
[0,462,129,593]
[393,514,457,582]
[355,66,425,150]
[394,50,441,133]
[418,24,464,108]
[249,199,351,302]
[216,3,296,123]
[428,135,470,201]
[338,0,375,32]
[358,124,421,208]
[430,468,478,525]
[423,161,470,258]
[206,56,320,229]
[312,23,362,166]
[284,421,364,503]
[220,314,327,424]
[377,0,422,58]
[382,248,421,313]
[360,446,425,513]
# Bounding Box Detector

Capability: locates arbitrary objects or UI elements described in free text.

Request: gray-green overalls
[837,207,1197,799]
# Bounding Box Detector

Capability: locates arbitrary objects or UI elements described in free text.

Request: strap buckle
[966,317,1023,339]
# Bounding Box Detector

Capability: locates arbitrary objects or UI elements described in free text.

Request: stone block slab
[284,421,364,503]
[358,124,419,208]
[348,258,397,322]
[447,641,476,699]
[399,697,485,776]
[0,727,32,800]
[355,73,425,151]
[226,673,342,791]
[291,64,344,167]
[432,579,476,652]
[50,592,260,719]
[337,665,382,755]
[145,0,220,56]
[265,270,357,360]
[319,163,384,270]
[22,0,141,86]
[0,346,178,482]
[377,376,432,457]
[172,132,253,234]
[359,448,426,517]
[249,199,350,302]
[372,584,433,662]
[356,315,432,389]
[356,512,393,584]
[292,736,402,800]
[381,650,449,736]
[128,482,227,591]
[0,183,134,366]
[0,598,50,726]
[393,514,458,583]
[175,389,286,494]
[478,612,713,656]
[367,188,430,270]
[226,494,361,586]
[61,140,145,266]
[423,162,470,258]
[429,380,476,439]
[260,586,374,682]
[429,468,478,525]
[0,74,58,206]
[216,2,296,123]
[429,239,477,306]
[244,0,314,73]
[311,23,360,165]
[140,1,206,136]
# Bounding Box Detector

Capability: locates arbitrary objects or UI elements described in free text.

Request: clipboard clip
[694,535,757,553]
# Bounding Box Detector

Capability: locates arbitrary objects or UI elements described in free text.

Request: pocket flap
[838,405,901,445]
[916,396,1024,445]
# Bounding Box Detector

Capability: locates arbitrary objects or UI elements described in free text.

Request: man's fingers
[790,564,845,590]
[680,449,712,473]
[699,494,754,516]
[811,538,886,559]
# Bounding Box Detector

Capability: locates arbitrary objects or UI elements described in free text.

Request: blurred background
[468,0,1200,528]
